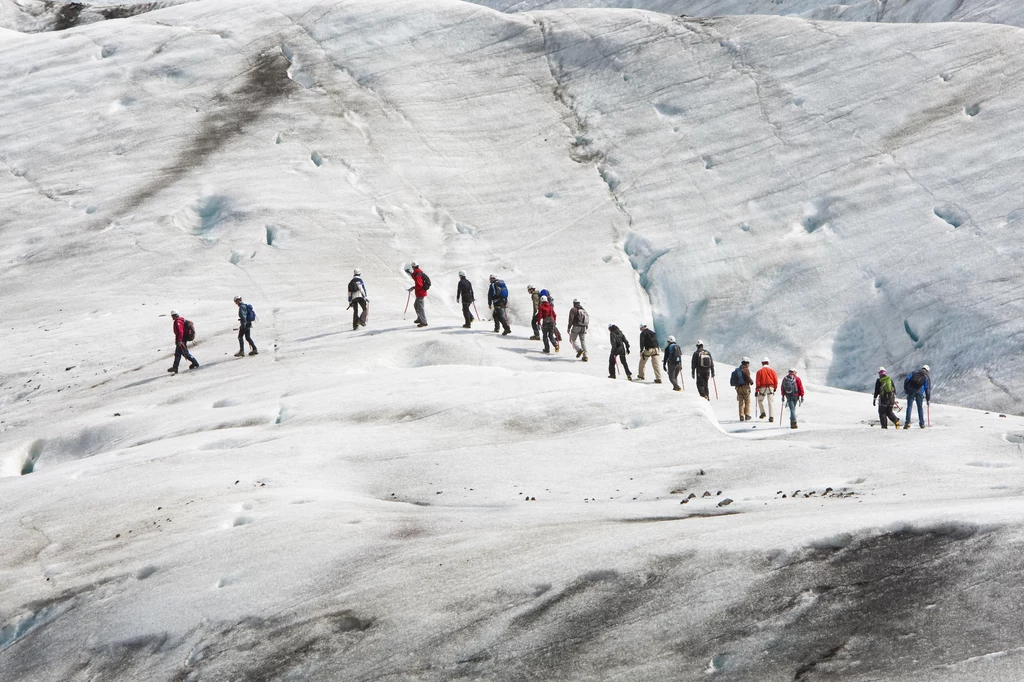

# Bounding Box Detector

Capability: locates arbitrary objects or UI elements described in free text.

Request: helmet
[232,295,241,303]
[573,298,580,304]
[696,340,704,346]
[458,270,466,277]
[667,335,676,343]
[527,284,535,291]
[540,295,548,302]
[788,368,797,374]
[608,323,615,329]
[922,364,930,371]
[489,274,496,281]
[640,324,647,329]
[762,357,770,364]
[878,367,886,375]
[741,357,750,364]
[170,309,179,317]
[353,268,360,276]
[411,261,419,268]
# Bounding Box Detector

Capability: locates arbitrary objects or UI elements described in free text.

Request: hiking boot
[542,349,550,354]
[627,376,633,382]
[920,424,926,429]
[654,379,662,384]
[769,417,774,423]
[576,350,583,358]
[893,420,900,429]
[529,335,540,340]
[462,324,471,329]
[903,422,911,430]
[637,376,644,382]
[417,322,428,327]
[248,349,258,356]
[554,345,559,352]
[759,413,766,419]
[673,387,682,392]
[189,362,199,369]
[881,425,888,429]
[581,355,588,362]
[167,367,177,374]
[502,330,511,335]
[791,420,797,429]
[235,351,245,357]
[609,374,616,379]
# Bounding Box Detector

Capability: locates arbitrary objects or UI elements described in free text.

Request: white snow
[3,0,1024,679]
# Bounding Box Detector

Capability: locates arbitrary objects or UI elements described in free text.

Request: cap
[922,364,930,371]
[573,298,580,304]
[540,295,548,302]
[667,335,676,343]
[353,268,360,276]
[170,309,179,316]
[762,357,770,364]
[640,324,647,329]
[696,340,704,346]
[741,357,750,363]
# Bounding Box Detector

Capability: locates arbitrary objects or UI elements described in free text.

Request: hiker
[527,285,541,340]
[730,357,754,421]
[608,324,632,380]
[487,275,511,335]
[347,269,368,330]
[567,298,589,362]
[691,341,714,400]
[168,310,198,373]
[902,364,931,429]
[781,368,804,429]
[537,295,558,353]
[539,288,562,346]
[873,367,901,429]
[233,296,258,357]
[406,262,429,327]
[663,335,683,391]
[457,271,474,328]
[755,357,778,422]
[637,324,662,383]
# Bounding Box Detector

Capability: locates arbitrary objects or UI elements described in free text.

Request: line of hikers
[165,267,935,433]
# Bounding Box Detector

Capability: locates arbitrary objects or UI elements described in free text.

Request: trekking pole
[403,291,411,318]
[712,377,719,400]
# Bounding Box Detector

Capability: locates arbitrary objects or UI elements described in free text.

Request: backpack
[878,375,895,399]
[183,319,196,343]
[420,272,431,291]
[347,278,360,294]
[497,280,508,300]
[698,350,712,369]
[729,366,745,387]
[666,343,681,363]
[245,304,256,323]
[575,308,589,328]
[781,374,797,397]
[904,371,926,395]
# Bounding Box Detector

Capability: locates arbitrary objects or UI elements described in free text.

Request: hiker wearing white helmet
[233,295,258,357]
[607,323,632,380]
[167,309,199,374]
[348,269,368,330]
[637,324,662,383]
[873,367,900,429]
[691,340,714,400]
[566,298,589,361]
[487,275,511,334]
[781,369,805,429]
[456,271,475,328]
[663,335,683,391]
[405,262,429,327]
[536,295,558,353]
[755,357,778,422]
[729,357,754,420]
[902,364,932,429]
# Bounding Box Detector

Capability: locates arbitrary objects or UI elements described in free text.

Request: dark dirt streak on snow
[116,49,296,219]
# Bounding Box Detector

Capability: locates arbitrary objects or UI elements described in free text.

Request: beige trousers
[757,387,775,419]
[638,349,662,381]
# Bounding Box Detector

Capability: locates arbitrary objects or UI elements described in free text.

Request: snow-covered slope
[4,0,1024,679]
[473,0,1024,28]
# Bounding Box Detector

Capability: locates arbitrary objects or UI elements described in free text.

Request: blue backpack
[497,280,509,300]
[244,304,256,323]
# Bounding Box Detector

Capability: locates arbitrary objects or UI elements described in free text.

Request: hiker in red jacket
[755,357,778,422]
[536,296,558,353]
[406,262,428,327]
[168,310,199,374]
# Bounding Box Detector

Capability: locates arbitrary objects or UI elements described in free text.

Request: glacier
[3,0,1024,680]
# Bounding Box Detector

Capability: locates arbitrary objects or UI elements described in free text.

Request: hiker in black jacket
[691,340,714,400]
[608,324,632,381]
[873,367,901,429]
[637,324,662,383]
[663,335,683,391]
[456,271,474,328]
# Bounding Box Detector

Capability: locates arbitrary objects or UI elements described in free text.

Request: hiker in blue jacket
[487,275,511,335]
[663,336,683,391]
[233,296,258,357]
[903,364,931,429]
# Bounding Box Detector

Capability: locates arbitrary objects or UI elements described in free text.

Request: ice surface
[3,0,1024,679]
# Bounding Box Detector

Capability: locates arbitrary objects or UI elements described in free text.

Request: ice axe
[403,290,411,318]
[928,402,931,427]
[473,301,481,321]
[712,376,719,400]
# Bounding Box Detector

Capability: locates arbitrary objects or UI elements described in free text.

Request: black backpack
[420,272,431,291]
[183,319,196,343]
[348,278,360,294]
[905,371,926,394]
[698,350,712,369]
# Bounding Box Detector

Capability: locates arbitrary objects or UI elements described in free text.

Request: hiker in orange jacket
[755,358,778,422]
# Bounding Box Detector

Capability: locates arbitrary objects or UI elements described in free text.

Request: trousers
[638,349,662,381]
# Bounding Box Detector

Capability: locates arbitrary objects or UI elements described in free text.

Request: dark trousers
[907,394,925,426]
[493,305,510,333]
[173,343,197,370]
[667,361,682,389]
[695,371,711,399]
[238,322,256,351]
[609,349,630,377]
[531,316,540,337]
[878,402,899,428]
[351,298,368,328]
[542,320,557,351]
[461,300,473,325]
